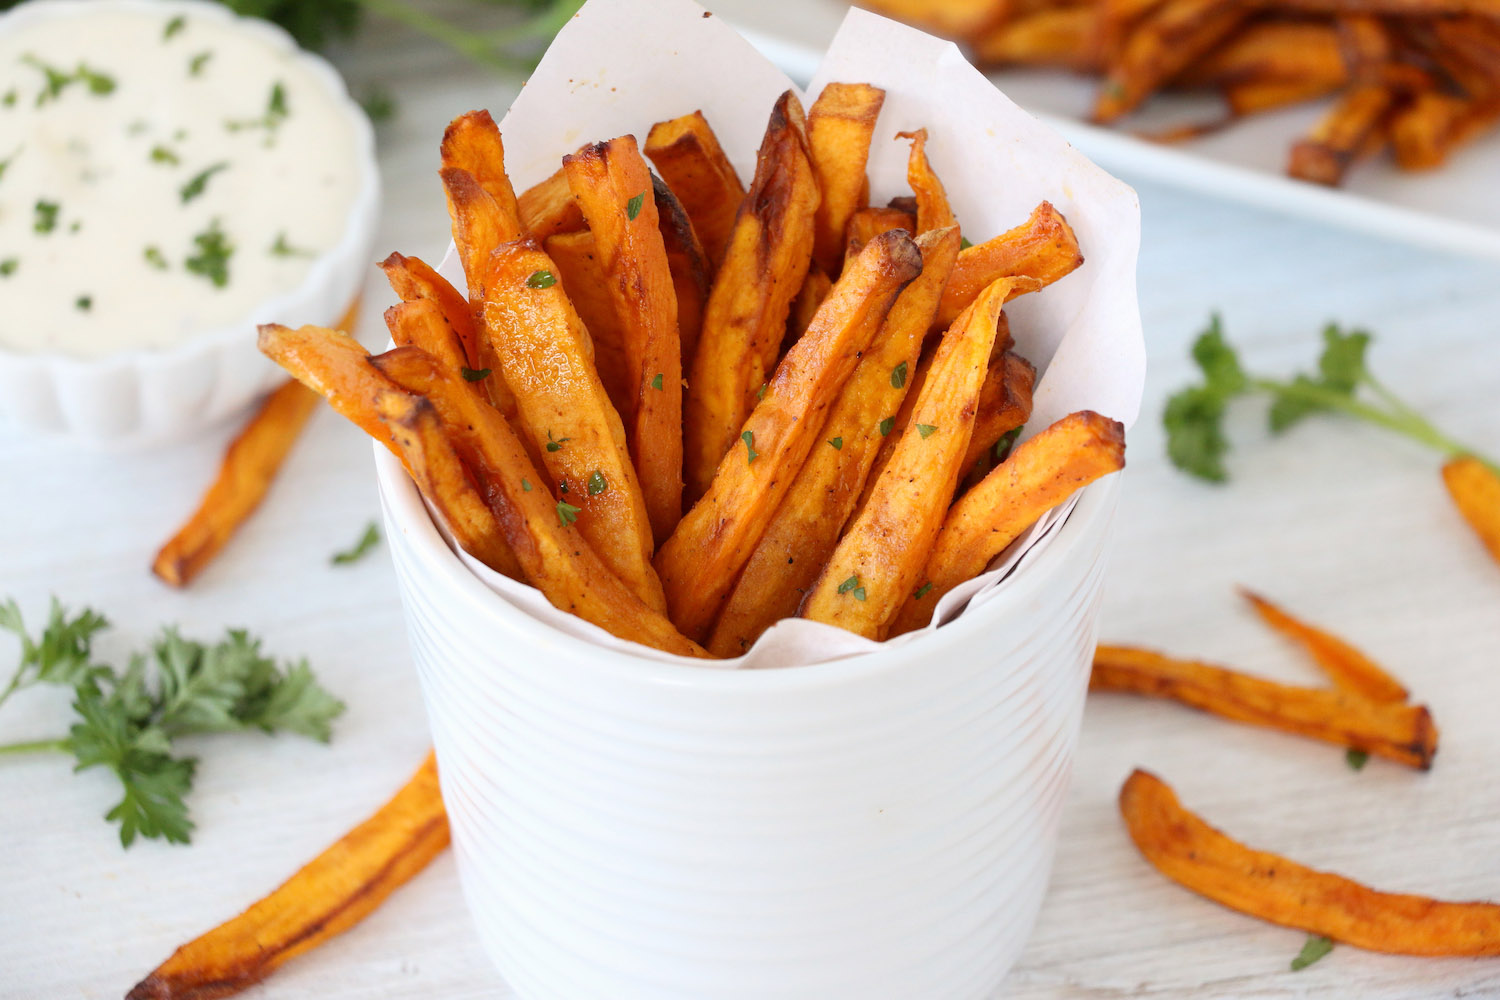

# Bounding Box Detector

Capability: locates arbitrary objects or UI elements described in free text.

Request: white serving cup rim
[375,441,1120,692]
[0,0,380,373]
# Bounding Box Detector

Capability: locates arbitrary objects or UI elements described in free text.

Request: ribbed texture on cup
[383,466,1119,1000]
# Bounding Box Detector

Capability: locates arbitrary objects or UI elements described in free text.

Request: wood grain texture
[1,10,1498,1000]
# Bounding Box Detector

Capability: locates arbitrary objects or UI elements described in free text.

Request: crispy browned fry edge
[518,165,585,239]
[441,166,523,301]
[1443,455,1500,567]
[126,753,450,1000]
[787,265,834,358]
[1287,83,1401,184]
[1239,588,1408,702]
[1092,646,1438,768]
[482,238,666,611]
[845,206,916,266]
[385,299,469,375]
[807,82,886,275]
[564,136,685,542]
[257,324,402,452]
[962,350,1037,475]
[707,228,961,657]
[652,174,712,371]
[372,350,706,656]
[803,274,1029,640]
[971,7,1101,71]
[896,129,958,235]
[151,379,319,588]
[544,229,633,416]
[657,230,922,642]
[1093,0,1252,123]
[1121,768,1500,955]
[936,201,1083,330]
[375,389,525,579]
[683,91,820,502]
[441,110,521,226]
[890,410,1123,634]
[857,0,1010,36]
[645,110,746,270]
[379,252,481,368]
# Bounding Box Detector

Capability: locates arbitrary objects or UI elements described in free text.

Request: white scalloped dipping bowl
[0,0,380,449]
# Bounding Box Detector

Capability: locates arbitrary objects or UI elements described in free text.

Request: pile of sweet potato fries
[863,0,1500,185]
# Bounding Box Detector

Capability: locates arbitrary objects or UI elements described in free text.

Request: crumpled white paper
[422,0,1144,667]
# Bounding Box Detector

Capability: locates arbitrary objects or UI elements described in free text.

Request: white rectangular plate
[710,0,1500,261]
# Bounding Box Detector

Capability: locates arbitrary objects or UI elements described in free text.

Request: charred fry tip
[441,108,497,143]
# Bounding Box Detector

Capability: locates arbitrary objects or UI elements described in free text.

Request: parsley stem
[1251,377,1500,475]
[0,737,68,757]
[357,0,583,74]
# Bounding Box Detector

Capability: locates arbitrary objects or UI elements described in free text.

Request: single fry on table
[1238,588,1408,702]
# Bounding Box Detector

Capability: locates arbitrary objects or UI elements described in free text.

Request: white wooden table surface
[3,11,1499,1000]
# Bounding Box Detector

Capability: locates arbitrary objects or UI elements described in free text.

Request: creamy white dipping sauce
[0,6,361,358]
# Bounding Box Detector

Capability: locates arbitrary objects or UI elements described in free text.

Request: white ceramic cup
[376,442,1121,1000]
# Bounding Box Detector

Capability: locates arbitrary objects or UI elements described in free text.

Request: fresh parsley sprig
[1164,316,1499,483]
[0,599,343,847]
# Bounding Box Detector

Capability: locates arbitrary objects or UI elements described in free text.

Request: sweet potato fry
[151,379,319,588]
[708,228,962,657]
[857,0,1009,36]
[1244,0,1500,17]
[803,274,1033,640]
[372,352,705,656]
[962,350,1037,474]
[1225,78,1345,115]
[518,165,585,239]
[845,206,916,269]
[1288,83,1401,185]
[1173,21,1347,90]
[1390,91,1499,169]
[256,324,402,451]
[544,229,633,417]
[379,252,481,370]
[936,201,1083,330]
[807,82,886,275]
[657,230,922,641]
[372,389,523,580]
[1443,455,1500,567]
[441,109,522,221]
[481,239,665,611]
[1239,588,1408,702]
[788,265,834,349]
[126,753,450,1000]
[1093,0,1252,123]
[564,136,684,541]
[1120,768,1500,956]
[897,129,958,235]
[653,174,711,370]
[1092,646,1439,768]
[683,91,820,502]
[889,407,1121,634]
[441,166,523,300]
[384,299,469,378]
[645,110,746,270]
[972,7,1101,71]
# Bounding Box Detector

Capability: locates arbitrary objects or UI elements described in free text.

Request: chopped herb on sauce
[188,51,213,77]
[143,246,169,271]
[150,145,180,166]
[180,162,229,203]
[163,16,187,41]
[75,295,92,312]
[0,259,17,277]
[23,55,115,106]
[33,200,60,234]
[184,219,233,288]
[270,232,314,258]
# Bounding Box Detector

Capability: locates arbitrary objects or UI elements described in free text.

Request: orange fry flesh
[936,201,1083,330]
[1093,0,1252,123]
[807,82,886,275]
[1287,83,1400,185]
[372,351,705,657]
[707,227,962,657]
[257,324,402,452]
[1121,768,1500,956]
[441,109,521,222]
[845,206,917,270]
[1239,588,1408,702]
[543,229,634,418]
[891,410,1123,634]
[802,274,1032,640]
[1092,645,1439,769]
[657,229,923,642]
[683,91,820,502]
[962,350,1037,475]
[151,379,319,588]
[379,252,482,370]
[481,239,664,612]
[1443,455,1500,567]
[653,174,712,371]
[564,136,685,542]
[645,110,746,270]
[971,7,1101,71]
[384,298,469,377]
[126,753,451,1000]
[856,0,1009,36]
[897,129,957,235]
[441,166,523,301]
[518,165,585,240]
